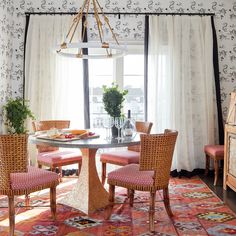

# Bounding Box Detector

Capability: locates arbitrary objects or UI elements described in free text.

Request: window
[89,59,113,128]
[89,43,144,128]
[123,54,144,120]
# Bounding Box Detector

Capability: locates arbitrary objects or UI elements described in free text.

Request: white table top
[29,132,140,149]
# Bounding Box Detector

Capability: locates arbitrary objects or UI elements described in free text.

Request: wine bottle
[123,110,136,137]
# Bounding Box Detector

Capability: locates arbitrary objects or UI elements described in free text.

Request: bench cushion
[204,145,224,157]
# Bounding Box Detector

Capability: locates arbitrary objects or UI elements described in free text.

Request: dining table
[29,132,140,215]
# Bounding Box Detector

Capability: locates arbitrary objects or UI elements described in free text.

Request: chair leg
[163,187,173,217]
[109,184,115,204]
[8,196,15,236]
[38,163,42,168]
[205,154,210,176]
[214,159,219,186]
[105,184,115,220]
[102,162,107,185]
[58,167,63,182]
[50,187,57,220]
[129,189,134,207]
[25,194,31,210]
[149,191,156,232]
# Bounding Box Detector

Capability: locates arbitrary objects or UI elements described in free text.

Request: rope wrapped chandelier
[56,0,127,59]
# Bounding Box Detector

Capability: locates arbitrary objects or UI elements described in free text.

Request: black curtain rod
[25,12,215,16]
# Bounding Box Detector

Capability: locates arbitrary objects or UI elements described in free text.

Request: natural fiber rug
[0,176,236,235]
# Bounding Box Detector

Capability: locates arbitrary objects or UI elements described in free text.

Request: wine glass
[115,117,124,140]
[103,116,114,140]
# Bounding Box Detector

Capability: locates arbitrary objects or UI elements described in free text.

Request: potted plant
[102,83,128,137]
[1,98,35,191]
[3,98,35,134]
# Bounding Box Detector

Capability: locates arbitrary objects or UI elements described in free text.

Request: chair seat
[10,166,59,191]
[204,145,224,157]
[100,151,140,165]
[108,164,154,188]
[38,150,82,166]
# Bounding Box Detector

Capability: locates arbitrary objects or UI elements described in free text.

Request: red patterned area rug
[1,177,236,236]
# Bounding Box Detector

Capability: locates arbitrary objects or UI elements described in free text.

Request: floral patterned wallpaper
[0,0,14,131]
[0,0,236,133]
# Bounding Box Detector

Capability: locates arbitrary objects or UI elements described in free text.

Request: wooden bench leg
[214,159,219,186]
[205,154,210,176]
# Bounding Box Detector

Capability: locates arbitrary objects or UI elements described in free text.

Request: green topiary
[3,98,35,134]
[102,83,128,118]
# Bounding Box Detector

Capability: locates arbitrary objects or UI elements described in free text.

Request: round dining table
[29,132,140,215]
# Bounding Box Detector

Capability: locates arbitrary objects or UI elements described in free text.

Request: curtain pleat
[25,15,85,129]
[147,15,218,172]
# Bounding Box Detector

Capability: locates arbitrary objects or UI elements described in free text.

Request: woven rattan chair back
[32,120,70,132]
[135,121,153,134]
[128,121,153,152]
[32,120,70,153]
[139,130,178,189]
[0,134,28,194]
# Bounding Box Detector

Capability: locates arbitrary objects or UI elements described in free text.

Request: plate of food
[36,129,99,142]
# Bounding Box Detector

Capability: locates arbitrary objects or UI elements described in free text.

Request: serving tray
[36,133,99,142]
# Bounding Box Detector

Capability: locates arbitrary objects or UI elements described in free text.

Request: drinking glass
[103,116,114,140]
[115,117,124,140]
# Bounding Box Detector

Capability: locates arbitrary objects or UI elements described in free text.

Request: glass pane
[123,54,144,121]
[89,59,113,128]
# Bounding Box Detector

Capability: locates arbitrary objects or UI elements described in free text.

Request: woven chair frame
[0,134,59,196]
[0,134,28,194]
[139,130,178,190]
[128,121,153,152]
[108,130,178,191]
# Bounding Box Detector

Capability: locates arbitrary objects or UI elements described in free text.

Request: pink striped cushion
[10,166,58,191]
[204,145,224,157]
[100,151,140,165]
[38,150,82,165]
[108,164,154,187]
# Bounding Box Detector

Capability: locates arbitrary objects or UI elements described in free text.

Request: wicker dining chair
[100,121,153,185]
[32,120,82,181]
[107,130,178,232]
[0,134,59,236]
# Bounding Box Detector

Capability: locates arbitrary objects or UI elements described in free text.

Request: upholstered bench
[204,145,224,186]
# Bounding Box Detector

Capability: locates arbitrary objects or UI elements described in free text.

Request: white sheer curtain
[148,15,218,171]
[25,15,84,129]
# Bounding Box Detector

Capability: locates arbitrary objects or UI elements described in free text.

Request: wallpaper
[0,0,236,133]
[0,0,14,131]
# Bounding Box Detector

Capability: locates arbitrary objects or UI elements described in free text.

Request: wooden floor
[199,172,236,214]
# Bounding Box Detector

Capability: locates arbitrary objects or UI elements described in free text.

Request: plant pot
[111,126,118,138]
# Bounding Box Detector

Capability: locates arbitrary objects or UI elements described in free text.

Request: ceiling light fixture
[56,0,127,59]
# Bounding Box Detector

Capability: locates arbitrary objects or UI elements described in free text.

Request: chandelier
[56,0,127,59]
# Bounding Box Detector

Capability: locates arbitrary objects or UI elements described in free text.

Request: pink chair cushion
[100,151,140,165]
[108,164,154,187]
[10,166,58,191]
[204,145,224,157]
[38,150,82,165]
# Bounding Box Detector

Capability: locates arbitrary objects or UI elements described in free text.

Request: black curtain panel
[211,16,224,145]
[82,15,90,129]
[144,15,149,122]
[23,14,30,99]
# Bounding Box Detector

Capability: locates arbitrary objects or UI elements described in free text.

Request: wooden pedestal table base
[59,148,109,214]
